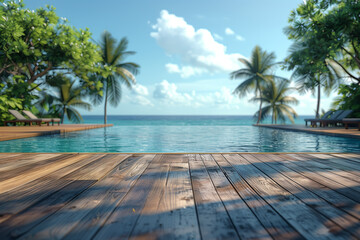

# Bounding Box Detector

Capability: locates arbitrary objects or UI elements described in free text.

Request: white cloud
[213,33,223,40]
[132,84,149,96]
[129,96,153,106]
[153,80,193,104]
[151,10,243,78]
[152,80,242,109]
[236,35,245,41]
[225,27,234,35]
[129,84,153,106]
[165,63,180,74]
[165,63,205,78]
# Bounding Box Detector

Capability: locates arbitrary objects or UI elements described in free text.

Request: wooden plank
[0,154,62,174]
[61,154,130,180]
[202,154,272,240]
[189,154,240,240]
[286,154,360,202]
[0,154,25,162]
[129,159,200,239]
[20,154,153,240]
[248,154,360,237]
[0,154,106,223]
[0,154,90,194]
[227,153,349,240]
[267,154,360,220]
[0,180,96,239]
[92,157,169,240]
[332,154,360,163]
[214,154,302,240]
[303,154,360,182]
[0,154,129,238]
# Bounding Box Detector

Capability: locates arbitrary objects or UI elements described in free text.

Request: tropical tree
[38,75,92,123]
[230,45,286,124]
[0,1,102,87]
[93,31,140,124]
[251,79,298,124]
[285,0,360,83]
[287,42,343,118]
[0,0,103,122]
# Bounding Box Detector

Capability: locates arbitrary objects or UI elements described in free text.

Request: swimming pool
[1,116,360,153]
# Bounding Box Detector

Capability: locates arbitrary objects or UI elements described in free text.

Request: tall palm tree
[230,46,285,124]
[95,31,140,124]
[37,76,92,123]
[251,79,298,124]
[287,42,343,118]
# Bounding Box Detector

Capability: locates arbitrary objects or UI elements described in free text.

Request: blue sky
[27,0,335,116]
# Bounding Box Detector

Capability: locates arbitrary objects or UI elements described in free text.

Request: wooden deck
[0,124,113,141]
[258,124,360,139]
[0,153,359,239]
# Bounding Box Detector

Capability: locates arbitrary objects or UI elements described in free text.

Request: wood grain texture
[203,154,272,240]
[228,154,349,240]
[189,154,240,240]
[0,153,359,239]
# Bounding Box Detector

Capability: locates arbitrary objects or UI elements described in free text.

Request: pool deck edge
[256,124,360,139]
[0,124,113,142]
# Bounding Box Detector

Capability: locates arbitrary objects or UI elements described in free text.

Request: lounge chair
[320,110,353,127]
[4,110,42,126]
[22,110,61,126]
[304,110,343,127]
[343,118,360,131]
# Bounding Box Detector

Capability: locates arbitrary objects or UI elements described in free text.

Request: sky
[26,0,336,116]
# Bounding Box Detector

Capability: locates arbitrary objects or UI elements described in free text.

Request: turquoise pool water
[1,115,360,152]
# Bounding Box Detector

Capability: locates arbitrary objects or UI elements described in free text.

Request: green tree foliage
[0,0,102,89]
[92,31,140,124]
[285,0,360,83]
[251,79,299,124]
[38,75,92,123]
[230,45,286,124]
[332,83,360,118]
[0,83,23,123]
[288,42,342,118]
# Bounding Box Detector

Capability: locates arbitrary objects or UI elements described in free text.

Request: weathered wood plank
[301,154,360,183]
[189,154,240,240]
[0,154,129,239]
[269,154,360,220]
[20,154,153,240]
[332,154,360,163]
[0,179,96,239]
[0,154,62,174]
[0,154,89,194]
[202,154,272,240]
[0,154,106,223]
[93,157,169,240]
[228,154,349,240]
[286,154,360,202]
[61,154,130,180]
[214,154,302,240]
[249,154,360,237]
[129,160,200,240]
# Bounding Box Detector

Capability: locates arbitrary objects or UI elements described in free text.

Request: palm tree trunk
[104,84,109,124]
[316,84,321,119]
[257,89,263,124]
[61,106,66,124]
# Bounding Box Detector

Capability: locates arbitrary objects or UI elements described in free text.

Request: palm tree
[251,79,298,124]
[37,76,92,123]
[287,42,343,118]
[94,31,140,124]
[230,46,285,124]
